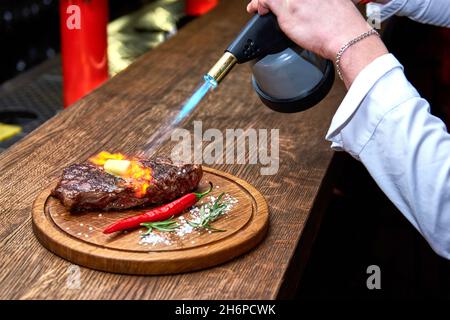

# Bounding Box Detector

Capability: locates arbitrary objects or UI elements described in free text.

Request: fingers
[258,1,270,15]
[247,1,257,13]
[247,0,272,15]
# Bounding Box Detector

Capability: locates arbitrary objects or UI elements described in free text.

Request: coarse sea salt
[139,193,239,246]
[139,233,171,246]
[175,221,193,237]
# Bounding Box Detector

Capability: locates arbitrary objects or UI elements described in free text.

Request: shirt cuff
[367,0,430,22]
[325,53,419,159]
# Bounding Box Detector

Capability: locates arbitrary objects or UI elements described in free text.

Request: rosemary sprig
[187,193,227,232]
[140,194,230,236]
[140,217,179,236]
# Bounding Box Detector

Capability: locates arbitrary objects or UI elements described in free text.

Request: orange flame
[89,152,152,198]
[89,151,126,165]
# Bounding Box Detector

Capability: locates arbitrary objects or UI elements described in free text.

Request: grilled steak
[51,157,202,211]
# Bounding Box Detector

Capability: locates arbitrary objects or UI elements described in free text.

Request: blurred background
[0,0,217,151]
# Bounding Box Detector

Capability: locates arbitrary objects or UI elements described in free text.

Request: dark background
[0,0,153,84]
[297,17,450,300]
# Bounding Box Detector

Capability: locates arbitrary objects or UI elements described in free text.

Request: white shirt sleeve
[367,0,450,27]
[326,54,450,259]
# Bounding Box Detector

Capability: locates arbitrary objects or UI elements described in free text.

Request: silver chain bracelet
[335,29,380,81]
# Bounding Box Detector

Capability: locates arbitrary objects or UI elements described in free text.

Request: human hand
[247,0,388,88]
[247,0,373,60]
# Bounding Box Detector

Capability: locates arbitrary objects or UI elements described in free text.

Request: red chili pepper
[103,182,213,234]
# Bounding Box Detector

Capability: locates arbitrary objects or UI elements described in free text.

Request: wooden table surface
[0,0,345,299]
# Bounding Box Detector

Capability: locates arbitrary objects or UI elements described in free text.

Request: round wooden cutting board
[32,167,269,275]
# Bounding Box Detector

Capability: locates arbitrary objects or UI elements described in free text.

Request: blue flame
[142,76,217,157]
[173,75,217,125]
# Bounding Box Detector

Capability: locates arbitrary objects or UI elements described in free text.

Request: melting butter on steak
[51,157,202,211]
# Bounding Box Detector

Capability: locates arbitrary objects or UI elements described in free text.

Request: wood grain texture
[32,168,269,274]
[0,0,345,299]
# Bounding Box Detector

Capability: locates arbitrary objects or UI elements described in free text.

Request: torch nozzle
[205,52,237,86]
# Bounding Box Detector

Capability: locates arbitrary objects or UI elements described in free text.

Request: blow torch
[205,13,334,113]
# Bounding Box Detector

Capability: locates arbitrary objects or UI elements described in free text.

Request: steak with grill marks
[51,157,203,211]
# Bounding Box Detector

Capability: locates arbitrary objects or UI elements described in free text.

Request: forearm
[338,34,388,89]
[359,97,450,259]
[327,55,450,258]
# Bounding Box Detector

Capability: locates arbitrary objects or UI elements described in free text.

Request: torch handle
[226,13,291,64]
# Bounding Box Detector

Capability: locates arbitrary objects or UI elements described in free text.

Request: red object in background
[60,0,109,108]
[186,0,218,16]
